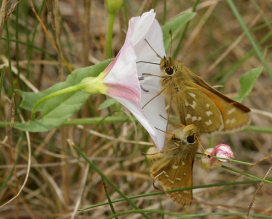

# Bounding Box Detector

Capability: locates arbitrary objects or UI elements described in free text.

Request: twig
[247,167,272,218]
[251,108,272,119]
[0,0,10,38]
[77,125,153,146]
[70,148,90,219]
[0,113,32,209]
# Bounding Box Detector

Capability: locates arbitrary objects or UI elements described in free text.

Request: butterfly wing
[171,80,224,133]
[190,77,251,131]
[192,74,250,112]
[149,148,195,206]
[167,77,250,133]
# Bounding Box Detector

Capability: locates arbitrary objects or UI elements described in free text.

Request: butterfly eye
[165,67,174,75]
[187,135,195,144]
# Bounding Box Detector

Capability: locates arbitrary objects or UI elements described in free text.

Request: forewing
[173,80,224,134]
[192,74,250,112]
[192,80,251,131]
[150,151,194,206]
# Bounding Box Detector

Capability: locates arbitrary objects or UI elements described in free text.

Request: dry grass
[0,0,272,218]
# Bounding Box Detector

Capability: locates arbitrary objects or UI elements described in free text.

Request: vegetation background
[0,0,272,218]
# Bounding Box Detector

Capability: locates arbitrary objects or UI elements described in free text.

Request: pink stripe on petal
[107,83,141,104]
[104,53,121,75]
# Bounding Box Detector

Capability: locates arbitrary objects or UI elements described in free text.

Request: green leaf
[162,12,196,51]
[98,98,117,110]
[235,66,263,102]
[15,59,112,132]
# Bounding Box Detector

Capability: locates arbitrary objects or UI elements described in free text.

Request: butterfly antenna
[144,39,163,59]
[154,126,171,135]
[169,29,173,57]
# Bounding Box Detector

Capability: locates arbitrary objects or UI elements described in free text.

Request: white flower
[82,10,167,150]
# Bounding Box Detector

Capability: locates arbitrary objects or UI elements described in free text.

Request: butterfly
[159,56,251,134]
[147,124,199,206]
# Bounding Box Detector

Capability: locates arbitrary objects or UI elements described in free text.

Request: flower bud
[212,144,234,161]
[202,144,234,170]
[106,0,124,14]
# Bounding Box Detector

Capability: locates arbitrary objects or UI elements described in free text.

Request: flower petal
[113,97,156,137]
[131,11,167,150]
[128,10,156,46]
[104,43,140,104]
[211,144,235,161]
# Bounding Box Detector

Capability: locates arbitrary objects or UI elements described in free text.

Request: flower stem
[197,152,254,166]
[31,84,83,119]
[106,13,116,58]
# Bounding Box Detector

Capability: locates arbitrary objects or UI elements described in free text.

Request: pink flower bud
[202,144,234,170]
[211,144,234,161]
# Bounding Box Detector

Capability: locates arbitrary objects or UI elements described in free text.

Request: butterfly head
[169,124,198,147]
[160,56,178,76]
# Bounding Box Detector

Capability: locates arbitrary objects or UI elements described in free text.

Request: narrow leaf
[227,0,272,76]
[235,66,263,102]
[162,12,196,51]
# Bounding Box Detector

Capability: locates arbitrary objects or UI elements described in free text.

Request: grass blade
[227,0,272,76]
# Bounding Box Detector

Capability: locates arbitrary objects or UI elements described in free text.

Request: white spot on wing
[230,118,236,124]
[227,108,236,115]
[205,120,212,126]
[172,165,179,169]
[189,93,196,98]
[226,118,236,124]
[186,114,191,120]
[191,101,196,109]
[192,116,197,122]
[206,111,213,116]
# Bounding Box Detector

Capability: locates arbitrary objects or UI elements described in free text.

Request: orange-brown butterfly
[147,124,199,206]
[142,39,251,134]
[159,56,251,134]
